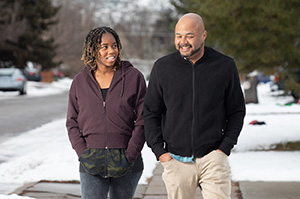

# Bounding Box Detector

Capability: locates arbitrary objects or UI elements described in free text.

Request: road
[0,92,68,143]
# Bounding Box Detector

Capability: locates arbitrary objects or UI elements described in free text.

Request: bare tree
[49,0,97,77]
[115,9,174,61]
[49,0,175,77]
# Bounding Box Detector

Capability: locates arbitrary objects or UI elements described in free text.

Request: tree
[49,0,175,77]
[0,0,60,70]
[115,9,174,60]
[171,0,300,101]
[49,0,96,77]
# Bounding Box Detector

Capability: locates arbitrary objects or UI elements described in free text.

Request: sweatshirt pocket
[79,148,134,178]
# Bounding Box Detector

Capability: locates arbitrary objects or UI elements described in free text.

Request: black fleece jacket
[144,47,246,160]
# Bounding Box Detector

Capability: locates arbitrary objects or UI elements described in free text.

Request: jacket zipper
[184,57,196,158]
[103,100,108,178]
[191,64,195,158]
[88,69,112,178]
[103,99,108,148]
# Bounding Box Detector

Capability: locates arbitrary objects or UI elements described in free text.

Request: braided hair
[81,27,122,71]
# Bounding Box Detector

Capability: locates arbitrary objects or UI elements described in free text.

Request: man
[144,13,246,199]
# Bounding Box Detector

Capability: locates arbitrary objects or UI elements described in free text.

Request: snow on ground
[0,80,300,198]
[0,195,34,199]
[230,151,300,182]
[230,83,300,182]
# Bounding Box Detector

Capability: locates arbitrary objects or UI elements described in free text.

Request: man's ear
[202,30,207,41]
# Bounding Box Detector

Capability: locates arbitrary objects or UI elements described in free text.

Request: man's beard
[179,42,203,58]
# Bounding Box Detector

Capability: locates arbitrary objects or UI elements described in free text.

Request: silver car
[0,68,27,95]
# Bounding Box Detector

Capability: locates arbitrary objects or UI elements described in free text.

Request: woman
[66,27,146,199]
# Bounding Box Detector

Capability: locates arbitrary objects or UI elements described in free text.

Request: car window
[0,69,14,76]
[15,69,22,75]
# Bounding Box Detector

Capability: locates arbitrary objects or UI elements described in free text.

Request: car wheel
[19,84,27,95]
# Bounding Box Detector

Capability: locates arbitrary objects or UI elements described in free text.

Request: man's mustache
[178,44,192,48]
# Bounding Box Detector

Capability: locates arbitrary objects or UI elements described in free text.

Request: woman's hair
[81,27,122,71]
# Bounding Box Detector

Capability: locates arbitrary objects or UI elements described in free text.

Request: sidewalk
[13,163,300,199]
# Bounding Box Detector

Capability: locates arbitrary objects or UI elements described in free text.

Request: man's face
[175,21,207,63]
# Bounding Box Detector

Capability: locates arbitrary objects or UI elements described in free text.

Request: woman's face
[97,33,119,68]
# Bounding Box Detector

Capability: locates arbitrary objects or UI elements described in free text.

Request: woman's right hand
[159,153,173,163]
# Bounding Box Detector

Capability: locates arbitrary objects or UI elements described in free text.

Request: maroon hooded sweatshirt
[66,61,146,162]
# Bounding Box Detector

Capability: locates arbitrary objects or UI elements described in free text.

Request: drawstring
[120,64,124,97]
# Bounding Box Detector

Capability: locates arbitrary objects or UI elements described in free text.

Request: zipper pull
[103,101,106,113]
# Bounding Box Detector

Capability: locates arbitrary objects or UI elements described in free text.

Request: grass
[270,141,300,151]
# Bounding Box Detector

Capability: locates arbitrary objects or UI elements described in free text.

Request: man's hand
[216,149,225,154]
[159,153,173,163]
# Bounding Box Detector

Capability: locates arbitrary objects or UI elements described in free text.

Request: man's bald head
[176,13,205,33]
[174,13,207,64]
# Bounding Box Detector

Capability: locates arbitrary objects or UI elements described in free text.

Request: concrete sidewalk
[13,163,300,199]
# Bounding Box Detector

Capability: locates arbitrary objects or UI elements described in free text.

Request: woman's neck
[94,66,115,89]
[96,65,115,75]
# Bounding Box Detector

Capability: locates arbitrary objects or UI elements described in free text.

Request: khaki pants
[161,150,231,199]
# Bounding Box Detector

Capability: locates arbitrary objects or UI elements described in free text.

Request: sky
[0,78,300,198]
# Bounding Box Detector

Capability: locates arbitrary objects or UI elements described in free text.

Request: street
[0,92,68,143]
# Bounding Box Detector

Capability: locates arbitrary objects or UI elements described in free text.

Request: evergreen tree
[171,0,300,100]
[0,0,60,70]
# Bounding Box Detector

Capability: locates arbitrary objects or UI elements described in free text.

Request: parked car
[0,68,27,95]
[24,67,42,82]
